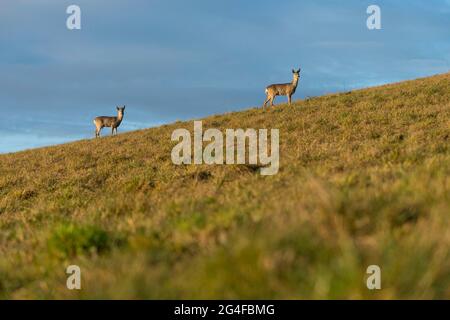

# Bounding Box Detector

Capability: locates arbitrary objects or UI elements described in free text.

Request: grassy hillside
[0,73,449,299]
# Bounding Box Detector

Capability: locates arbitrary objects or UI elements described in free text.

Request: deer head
[292,68,301,83]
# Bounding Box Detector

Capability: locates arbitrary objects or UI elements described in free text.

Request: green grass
[0,72,449,299]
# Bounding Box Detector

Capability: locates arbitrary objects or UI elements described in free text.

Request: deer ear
[292,69,295,73]
[117,107,120,110]
[123,106,126,110]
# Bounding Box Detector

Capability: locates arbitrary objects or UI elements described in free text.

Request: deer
[93,106,125,138]
[263,68,301,108]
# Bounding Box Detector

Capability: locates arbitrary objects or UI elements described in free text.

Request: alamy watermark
[367,5,381,30]
[66,265,81,290]
[66,5,81,30]
[366,265,381,290]
[171,121,279,175]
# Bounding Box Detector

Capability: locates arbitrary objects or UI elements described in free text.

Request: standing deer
[263,68,301,108]
[94,106,125,138]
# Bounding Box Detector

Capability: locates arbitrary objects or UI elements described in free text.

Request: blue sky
[0,0,449,153]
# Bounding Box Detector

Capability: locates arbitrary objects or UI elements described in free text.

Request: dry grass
[0,73,449,299]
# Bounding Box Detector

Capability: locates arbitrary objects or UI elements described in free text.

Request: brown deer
[94,106,125,138]
[263,68,301,108]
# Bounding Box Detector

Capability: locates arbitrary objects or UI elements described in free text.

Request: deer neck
[117,113,123,122]
[292,76,299,89]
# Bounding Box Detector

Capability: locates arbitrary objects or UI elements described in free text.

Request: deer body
[263,69,301,107]
[94,106,125,137]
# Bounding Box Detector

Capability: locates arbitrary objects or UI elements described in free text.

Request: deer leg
[111,127,115,136]
[288,95,292,105]
[263,96,270,108]
[270,96,275,107]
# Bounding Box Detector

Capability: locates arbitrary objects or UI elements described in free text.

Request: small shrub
[47,223,112,258]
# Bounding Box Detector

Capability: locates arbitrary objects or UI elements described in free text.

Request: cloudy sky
[0,0,449,153]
